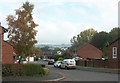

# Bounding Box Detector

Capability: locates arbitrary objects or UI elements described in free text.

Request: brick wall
[2,40,15,64]
[76,60,84,66]
[108,39,120,68]
[76,60,108,68]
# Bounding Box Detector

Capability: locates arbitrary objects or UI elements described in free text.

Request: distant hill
[35,44,71,48]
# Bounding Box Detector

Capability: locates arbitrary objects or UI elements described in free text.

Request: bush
[23,64,44,76]
[41,64,45,68]
[52,54,62,61]
[43,68,50,75]
[2,64,46,77]
[58,58,63,61]
[2,64,24,76]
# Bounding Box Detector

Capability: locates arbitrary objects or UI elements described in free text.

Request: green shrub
[43,68,50,75]
[58,58,63,61]
[41,64,45,68]
[2,64,45,77]
[2,64,12,76]
[23,64,44,76]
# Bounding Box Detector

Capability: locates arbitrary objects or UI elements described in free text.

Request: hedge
[2,64,48,77]
[43,68,50,76]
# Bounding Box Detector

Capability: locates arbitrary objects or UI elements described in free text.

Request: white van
[60,59,76,69]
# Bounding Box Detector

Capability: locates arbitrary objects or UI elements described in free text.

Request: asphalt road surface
[34,60,119,81]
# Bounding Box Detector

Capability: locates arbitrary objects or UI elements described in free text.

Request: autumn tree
[34,47,42,57]
[6,2,38,62]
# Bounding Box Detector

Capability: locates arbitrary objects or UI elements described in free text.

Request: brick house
[77,44,102,60]
[108,38,120,68]
[0,25,16,64]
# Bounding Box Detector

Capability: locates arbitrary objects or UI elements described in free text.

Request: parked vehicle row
[13,58,27,64]
[42,58,76,70]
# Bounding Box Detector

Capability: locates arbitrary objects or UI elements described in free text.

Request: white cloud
[34,16,101,44]
[0,13,6,26]
[71,6,88,17]
[0,0,119,44]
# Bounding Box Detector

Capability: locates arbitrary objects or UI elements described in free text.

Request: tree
[6,2,38,62]
[90,31,109,50]
[62,52,71,59]
[33,47,42,61]
[71,28,97,49]
[52,54,62,61]
[90,31,109,58]
[108,27,120,43]
[34,47,42,57]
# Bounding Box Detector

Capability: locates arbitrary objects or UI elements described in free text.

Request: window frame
[112,47,117,59]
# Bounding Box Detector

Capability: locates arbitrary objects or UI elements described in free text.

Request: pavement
[2,71,65,83]
[76,66,120,74]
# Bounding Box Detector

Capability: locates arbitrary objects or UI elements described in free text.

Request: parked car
[43,58,47,61]
[22,59,27,64]
[54,61,63,68]
[48,59,55,65]
[13,58,27,64]
[60,59,76,69]
[13,60,19,64]
[43,58,49,61]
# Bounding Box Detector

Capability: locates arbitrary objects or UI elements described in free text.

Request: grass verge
[77,66,120,70]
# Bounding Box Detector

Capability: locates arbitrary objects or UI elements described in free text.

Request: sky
[0,0,119,44]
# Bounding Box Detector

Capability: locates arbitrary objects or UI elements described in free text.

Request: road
[34,60,119,81]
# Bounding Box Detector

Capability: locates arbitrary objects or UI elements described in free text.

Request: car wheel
[56,65,58,68]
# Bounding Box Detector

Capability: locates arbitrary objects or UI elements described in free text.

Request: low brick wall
[108,61,119,68]
[76,60,108,68]
[76,60,84,66]
[88,60,108,68]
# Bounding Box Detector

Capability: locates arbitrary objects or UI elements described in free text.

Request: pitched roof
[77,44,102,59]
[3,40,14,48]
[0,25,8,34]
[107,37,120,47]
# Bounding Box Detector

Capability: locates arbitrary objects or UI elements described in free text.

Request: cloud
[0,0,119,44]
[34,16,100,44]
[0,13,6,25]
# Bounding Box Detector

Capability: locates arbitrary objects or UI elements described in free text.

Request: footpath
[2,71,64,83]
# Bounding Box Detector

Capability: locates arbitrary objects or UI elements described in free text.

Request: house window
[112,47,117,58]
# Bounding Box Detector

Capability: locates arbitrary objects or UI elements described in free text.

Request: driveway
[35,60,119,81]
